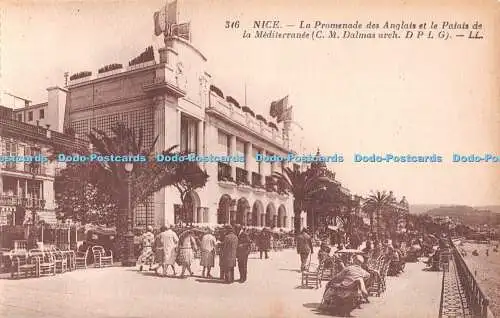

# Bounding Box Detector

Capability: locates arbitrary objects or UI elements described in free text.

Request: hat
[146,225,154,232]
[354,255,365,264]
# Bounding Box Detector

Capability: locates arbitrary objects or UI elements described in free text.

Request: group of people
[136,224,273,283]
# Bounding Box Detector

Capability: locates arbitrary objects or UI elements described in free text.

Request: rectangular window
[180,115,198,153]
[5,142,17,170]
[17,114,22,121]
[28,111,33,121]
[39,109,45,119]
[217,130,230,155]
[236,139,245,155]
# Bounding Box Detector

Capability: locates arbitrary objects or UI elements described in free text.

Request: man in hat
[257,228,271,259]
[221,225,238,283]
[296,228,313,271]
[236,226,251,283]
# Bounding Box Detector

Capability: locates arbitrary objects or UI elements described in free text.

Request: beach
[460,241,500,317]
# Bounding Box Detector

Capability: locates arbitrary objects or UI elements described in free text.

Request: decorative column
[229,135,236,180]
[196,207,202,224]
[245,142,253,184]
[197,121,204,156]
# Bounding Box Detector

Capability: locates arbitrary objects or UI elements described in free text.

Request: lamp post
[122,162,136,266]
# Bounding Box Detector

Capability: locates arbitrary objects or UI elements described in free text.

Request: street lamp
[122,162,136,266]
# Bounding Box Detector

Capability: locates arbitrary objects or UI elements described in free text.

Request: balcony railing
[450,239,490,317]
[265,176,276,192]
[276,179,288,195]
[0,195,46,209]
[217,162,233,182]
[236,167,249,185]
[252,172,263,188]
[208,92,287,149]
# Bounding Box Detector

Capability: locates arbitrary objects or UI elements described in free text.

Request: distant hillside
[409,204,441,215]
[475,205,500,215]
[425,205,500,227]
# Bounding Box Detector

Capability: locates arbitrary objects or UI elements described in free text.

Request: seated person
[362,241,372,254]
[318,242,332,264]
[320,255,370,313]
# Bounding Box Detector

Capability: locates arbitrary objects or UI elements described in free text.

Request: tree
[272,167,333,234]
[363,191,395,239]
[54,162,117,225]
[170,158,209,225]
[86,122,179,238]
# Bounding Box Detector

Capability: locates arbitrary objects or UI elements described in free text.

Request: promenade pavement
[0,249,442,318]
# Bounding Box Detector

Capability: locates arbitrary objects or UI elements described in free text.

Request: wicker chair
[29,249,55,276]
[92,246,113,268]
[50,249,68,273]
[10,251,37,279]
[75,248,90,269]
[301,261,323,289]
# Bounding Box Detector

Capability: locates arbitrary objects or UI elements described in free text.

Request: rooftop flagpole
[244,82,247,106]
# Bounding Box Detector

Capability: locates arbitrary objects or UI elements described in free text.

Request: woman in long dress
[177,230,198,278]
[155,226,179,276]
[200,229,217,278]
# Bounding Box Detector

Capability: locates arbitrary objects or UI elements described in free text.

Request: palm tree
[88,122,178,239]
[272,167,333,234]
[363,191,396,239]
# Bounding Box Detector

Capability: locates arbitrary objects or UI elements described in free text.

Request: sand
[459,241,500,317]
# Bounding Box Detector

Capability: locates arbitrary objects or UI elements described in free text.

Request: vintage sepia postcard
[0,0,498,317]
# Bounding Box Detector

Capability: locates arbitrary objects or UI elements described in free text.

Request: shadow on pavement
[294,285,318,290]
[195,278,229,284]
[279,268,301,273]
[303,303,345,317]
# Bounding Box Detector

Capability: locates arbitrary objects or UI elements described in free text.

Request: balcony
[251,172,263,188]
[3,162,46,176]
[217,162,235,188]
[236,168,251,192]
[207,92,286,149]
[265,176,276,193]
[143,65,186,98]
[0,195,46,209]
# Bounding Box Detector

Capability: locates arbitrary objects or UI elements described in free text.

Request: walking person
[155,225,179,276]
[258,228,271,259]
[178,230,198,278]
[236,226,251,283]
[137,226,155,271]
[221,225,238,284]
[200,229,217,278]
[296,228,313,271]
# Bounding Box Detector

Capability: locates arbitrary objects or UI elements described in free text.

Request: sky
[1,0,499,206]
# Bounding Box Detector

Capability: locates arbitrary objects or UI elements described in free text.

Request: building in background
[0,107,86,225]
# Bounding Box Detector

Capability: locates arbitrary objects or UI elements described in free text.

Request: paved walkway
[439,257,472,318]
[0,250,442,318]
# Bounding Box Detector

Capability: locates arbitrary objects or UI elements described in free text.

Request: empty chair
[10,250,37,279]
[75,248,90,269]
[92,246,113,268]
[301,261,323,289]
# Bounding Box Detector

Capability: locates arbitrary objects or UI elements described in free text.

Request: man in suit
[296,228,314,271]
[221,225,238,283]
[236,225,251,283]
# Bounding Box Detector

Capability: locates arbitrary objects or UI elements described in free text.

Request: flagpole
[244,82,247,106]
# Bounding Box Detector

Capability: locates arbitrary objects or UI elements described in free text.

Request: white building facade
[64,36,306,230]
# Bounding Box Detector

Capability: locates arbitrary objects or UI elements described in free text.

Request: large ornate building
[61,27,304,230]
